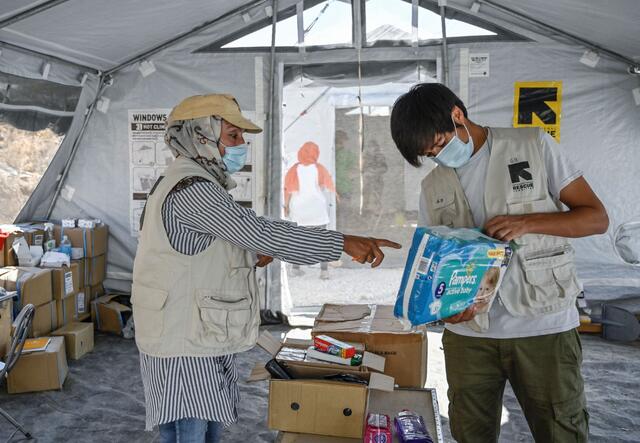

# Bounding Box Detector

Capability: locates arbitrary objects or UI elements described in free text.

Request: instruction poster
[128,109,171,237]
[469,53,490,77]
[513,81,562,141]
[128,109,256,237]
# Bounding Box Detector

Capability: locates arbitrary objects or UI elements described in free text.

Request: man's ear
[451,106,465,125]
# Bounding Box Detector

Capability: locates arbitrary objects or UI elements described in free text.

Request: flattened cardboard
[52,321,94,360]
[313,304,428,388]
[0,298,12,357]
[49,263,80,300]
[54,225,108,258]
[0,267,53,308]
[7,336,68,394]
[268,380,368,439]
[92,294,131,335]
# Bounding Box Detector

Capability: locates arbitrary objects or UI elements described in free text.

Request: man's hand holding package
[444,304,479,324]
[343,235,402,267]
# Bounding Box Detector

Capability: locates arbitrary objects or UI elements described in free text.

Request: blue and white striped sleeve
[170,180,344,265]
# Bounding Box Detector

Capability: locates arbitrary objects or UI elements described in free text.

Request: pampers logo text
[450,270,478,286]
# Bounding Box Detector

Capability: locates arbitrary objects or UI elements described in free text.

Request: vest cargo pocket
[522,250,580,308]
[433,193,457,228]
[131,284,169,338]
[195,293,251,342]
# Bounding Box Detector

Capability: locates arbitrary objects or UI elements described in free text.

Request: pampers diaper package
[394,227,512,326]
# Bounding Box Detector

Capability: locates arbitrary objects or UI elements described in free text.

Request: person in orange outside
[284,141,336,279]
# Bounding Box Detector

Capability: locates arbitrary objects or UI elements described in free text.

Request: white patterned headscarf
[164,115,236,190]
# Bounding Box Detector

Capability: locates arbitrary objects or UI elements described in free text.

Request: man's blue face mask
[433,117,474,168]
[220,143,249,173]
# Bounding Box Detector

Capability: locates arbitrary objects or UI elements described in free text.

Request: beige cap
[167,93,262,133]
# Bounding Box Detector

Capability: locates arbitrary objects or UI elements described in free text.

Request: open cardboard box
[252,329,442,441]
[312,304,428,388]
[250,330,390,385]
[274,387,444,442]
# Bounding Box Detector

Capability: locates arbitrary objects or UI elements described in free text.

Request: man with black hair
[390,83,608,443]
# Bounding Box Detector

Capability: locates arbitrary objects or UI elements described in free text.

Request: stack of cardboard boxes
[0,220,107,394]
[256,303,443,442]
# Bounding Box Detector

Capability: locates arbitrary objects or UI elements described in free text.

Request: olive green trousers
[442,328,589,442]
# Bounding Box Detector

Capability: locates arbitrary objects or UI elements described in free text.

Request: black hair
[390,83,468,167]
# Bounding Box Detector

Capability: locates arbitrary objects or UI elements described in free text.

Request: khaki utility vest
[422,127,581,329]
[131,156,260,357]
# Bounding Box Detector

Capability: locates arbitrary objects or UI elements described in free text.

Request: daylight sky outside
[225,0,495,47]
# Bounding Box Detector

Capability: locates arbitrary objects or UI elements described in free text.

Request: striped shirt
[139,176,344,430]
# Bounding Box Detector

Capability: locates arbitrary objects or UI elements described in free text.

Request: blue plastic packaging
[394,227,511,326]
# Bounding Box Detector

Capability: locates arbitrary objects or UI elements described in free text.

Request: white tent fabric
[1,0,639,309]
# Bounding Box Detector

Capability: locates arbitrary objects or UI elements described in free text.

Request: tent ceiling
[0,0,260,70]
[477,0,640,62]
[0,0,637,74]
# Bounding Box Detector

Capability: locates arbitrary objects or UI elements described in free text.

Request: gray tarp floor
[1,325,639,443]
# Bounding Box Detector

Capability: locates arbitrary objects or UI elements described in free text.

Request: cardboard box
[269,380,368,439]
[92,294,131,335]
[276,389,444,443]
[251,330,389,385]
[52,321,94,360]
[49,263,80,300]
[0,297,12,357]
[268,381,443,441]
[30,300,57,337]
[56,292,77,328]
[1,225,45,266]
[54,225,108,258]
[313,304,428,388]
[86,255,106,286]
[7,336,68,394]
[74,256,106,287]
[0,267,53,310]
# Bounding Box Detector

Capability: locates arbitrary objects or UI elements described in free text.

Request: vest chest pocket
[131,284,169,338]
[432,193,457,227]
[195,291,252,342]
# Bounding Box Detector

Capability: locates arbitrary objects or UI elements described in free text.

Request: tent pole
[439,4,449,86]
[478,0,638,67]
[46,75,107,219]
[0,0,72,29]
[104,0,268,77]
[265,0,278,311]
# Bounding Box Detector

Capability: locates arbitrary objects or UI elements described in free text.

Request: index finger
[374,238,402,249]
[371,243,385,268]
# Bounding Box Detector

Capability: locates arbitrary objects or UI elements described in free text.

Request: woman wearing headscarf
[132,94,400,443]
[284,141,336,279]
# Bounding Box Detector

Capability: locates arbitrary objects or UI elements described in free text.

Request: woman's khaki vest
[131,157,260,357]
[421,128,581,330]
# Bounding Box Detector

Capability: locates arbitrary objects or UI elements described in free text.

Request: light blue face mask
[433,117,474,168]
[220,143,248,173]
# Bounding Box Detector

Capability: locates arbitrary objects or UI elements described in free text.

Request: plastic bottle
[59,235,72,258]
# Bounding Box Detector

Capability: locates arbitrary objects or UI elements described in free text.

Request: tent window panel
[222,9,299,48]
[417,2,497,41]
[0,72,81,223]
[365,0,413,45]
[303,0,352,47]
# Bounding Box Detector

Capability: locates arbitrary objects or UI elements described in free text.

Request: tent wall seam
[45,75,107,219]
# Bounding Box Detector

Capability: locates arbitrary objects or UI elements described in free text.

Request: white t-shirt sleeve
[417,188,432,227]
[540,131,583,200]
